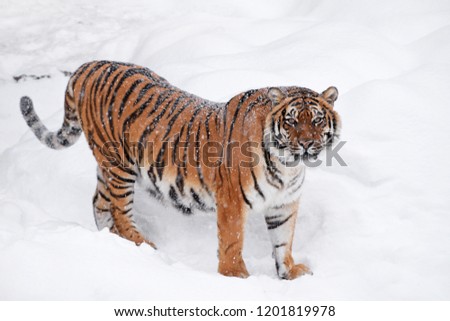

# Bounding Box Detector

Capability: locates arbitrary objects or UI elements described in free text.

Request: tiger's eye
[286,118,296,126]
[313,117,323,125]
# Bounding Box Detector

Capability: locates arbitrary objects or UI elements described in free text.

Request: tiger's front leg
[216,195,249,278]
[265,201,311,280]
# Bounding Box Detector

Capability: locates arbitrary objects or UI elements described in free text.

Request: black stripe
[147,89,175,118]
[274,243,287,248]
[239,169,252,209]
[107,170,135,183]
[241,95,263,129]
[162,99,192,141]
[118,78,144,117]
[166,95,183,119]
[331,111,338,139]
[120,164,138,177]
[265,213,294,230]
[172,128,183,165]
[176,167,185,195]
[109,182,132,190]
[72,61,94,88]
[97,174,106,184]
[147,187,162,200]
[195,122,211,195]
[148,95,175,132]
[290,172,305,194]
[215,110,220,131]
[227,90,256,145]
[123,94,155,162]
[190,188,207,211]
[134,83,154,106]
[224,241,239,255]
[288,172,301,188]
[272,118,284,142]
[122,139,137,169]
[94,207,110,213]
[155,141,168,180]
[97,190,111,202]
[109,189,134,199]
[262,140,284,188]
[265,214,282,220]
[135,112,158,158]
[122,207,132,215]
[147,167,163,198]
[222,102,229,141]
[169,185,192,214]
[251,169,265,200]
[182,108,202,176]
[217,161,224,186]
[289,101,304,107]
[204,108,214,140]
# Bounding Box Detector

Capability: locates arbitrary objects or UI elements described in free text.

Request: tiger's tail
[20,80,82,150]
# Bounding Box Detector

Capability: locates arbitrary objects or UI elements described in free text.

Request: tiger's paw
[218,261,250,278]
[135,239,157,250]
[281,263,312,280]
[219,268,250,279]
[110,225,157,249]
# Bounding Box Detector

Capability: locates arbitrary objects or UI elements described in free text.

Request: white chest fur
[247,162,306,214]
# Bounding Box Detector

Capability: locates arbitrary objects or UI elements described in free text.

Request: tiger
[20,60,341,280]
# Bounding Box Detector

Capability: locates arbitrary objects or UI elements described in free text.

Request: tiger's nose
[299,140,313,151]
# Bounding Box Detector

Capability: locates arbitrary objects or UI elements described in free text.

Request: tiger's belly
[137,164,305,215]
[137,168,217,215]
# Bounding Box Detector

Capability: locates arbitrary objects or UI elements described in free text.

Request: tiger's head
[264,86,341,164]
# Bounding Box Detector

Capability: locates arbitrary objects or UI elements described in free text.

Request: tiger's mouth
[292,150,319,163]
[291,144,322,157]
[273,145,322,165]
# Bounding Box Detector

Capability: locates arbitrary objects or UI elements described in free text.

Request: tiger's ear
[320,86,339,107]
[267,87,285,106]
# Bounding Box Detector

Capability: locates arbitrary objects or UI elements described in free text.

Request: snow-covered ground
[1,0,450,300]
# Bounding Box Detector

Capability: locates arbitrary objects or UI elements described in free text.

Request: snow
[1,0,450,300]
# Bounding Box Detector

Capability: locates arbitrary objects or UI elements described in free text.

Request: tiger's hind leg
[93,167,114,230]
[102,167,157,249]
